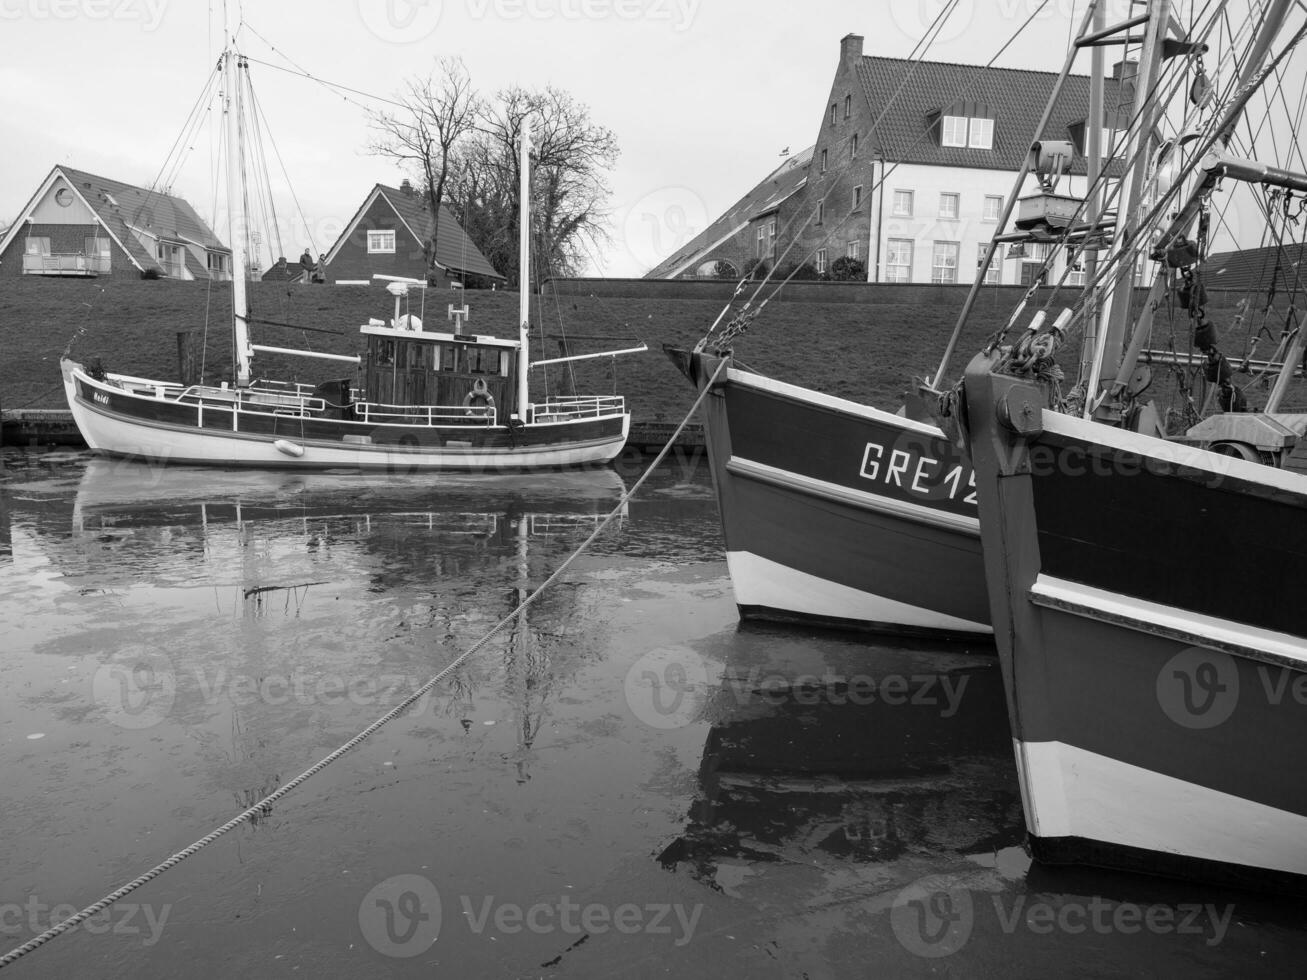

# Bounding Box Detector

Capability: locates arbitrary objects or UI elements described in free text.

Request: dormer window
[939,109,995,149]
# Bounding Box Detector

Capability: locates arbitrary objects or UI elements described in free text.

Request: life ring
[463,381,495,417]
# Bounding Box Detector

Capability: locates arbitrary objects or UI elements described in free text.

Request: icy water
[0,448,1304,979]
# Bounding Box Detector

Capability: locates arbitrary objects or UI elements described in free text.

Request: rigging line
[246,66,315,257]
[149,65,220,193]
[1042,11,1306,351]
[239,49,408,112]
[242,66,283,261]
[1029,0,1247,326]
[158,70,221,196]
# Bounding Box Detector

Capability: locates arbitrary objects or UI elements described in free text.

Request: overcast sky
[0,1,1285,275]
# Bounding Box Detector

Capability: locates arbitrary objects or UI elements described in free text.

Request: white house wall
[29,176,99,225]
[871,163,1092,285]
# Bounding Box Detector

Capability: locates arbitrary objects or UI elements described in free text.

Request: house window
[816,248,828,275]
[886,239,913,283]
[939,193,960,219]
[816,200,824,225]
[206,251,227,272]
[1020,243,1051,286]
[820,148,828,173]
[942,114,994,149]
[853,185,863,210]
[844,94,852,119]
[942,115,969,147]
[830,104,837,126]
[968,117,995,149]
[756,219,777,259]
[977,244,1001,285]
[1067,254,1085,286]
[892,190,913,217]
[983,195,1003,221]
[25,237,51,256]
[367,230,396,253]
[851,134,858,158]
[846,240,860,261]
[932,241,959,284]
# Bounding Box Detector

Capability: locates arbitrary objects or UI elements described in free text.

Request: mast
[222,22,253,388]
[1077,0,1107,390]
[517,123,531,418]
[1085,0,1172,411]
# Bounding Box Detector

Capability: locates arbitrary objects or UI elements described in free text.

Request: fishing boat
[60,38,633,472]
[944,0,1307,890]
[666,25,1127,638]
[667,347,987,637]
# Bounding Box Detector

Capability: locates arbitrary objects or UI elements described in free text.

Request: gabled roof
[1204,243,1307,295]
[857,56,1123,172]
[0,166,227,276]
[325,183,504,280]
[644,147,814,279]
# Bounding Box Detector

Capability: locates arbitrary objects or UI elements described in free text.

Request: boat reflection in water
[659,626,1022,898]
[61,456,631,793]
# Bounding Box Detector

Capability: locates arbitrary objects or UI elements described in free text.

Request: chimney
[400,179,413,196]
[840,33,864,69]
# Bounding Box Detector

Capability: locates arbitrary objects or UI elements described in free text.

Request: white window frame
[886,238,913,283]
[939,192,960,220]
[983,195,1003,222]
[846,240,860,261]
[942,115,968,147]
[932,241,959,284]
[25,237,51,256]
[891,190,913,217]
[977,243,1001,285]
[816,248,828,275]
[968,117,995,149]
[367,230,396,254]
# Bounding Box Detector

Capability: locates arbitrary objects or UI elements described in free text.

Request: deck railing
[532,395,626,422]
[355,401,496,426]
[23,254,111,275]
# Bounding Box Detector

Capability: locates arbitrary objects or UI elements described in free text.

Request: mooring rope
[0,356,726,970]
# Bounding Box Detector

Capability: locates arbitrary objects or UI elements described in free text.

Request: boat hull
[62,361,629,472]
[670,348,990,638]
[961,354,1307,891]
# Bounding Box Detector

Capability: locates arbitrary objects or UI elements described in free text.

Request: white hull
[63,364,629,473]
[726,550,990,634]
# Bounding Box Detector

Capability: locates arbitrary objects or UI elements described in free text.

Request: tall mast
[222,15,252,388]
[517,123,531,418]
[1085,0,1171,409]
[1077,0,1106,390]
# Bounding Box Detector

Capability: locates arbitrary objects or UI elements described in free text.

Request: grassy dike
[0,277,1278,442]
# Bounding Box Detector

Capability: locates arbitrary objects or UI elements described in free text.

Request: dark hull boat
[959,357,1307,890]
[668,347,989,638]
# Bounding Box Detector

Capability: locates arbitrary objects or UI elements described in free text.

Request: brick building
[322,180,504,287]
[648,34,1124,286]
[0,166,230,280]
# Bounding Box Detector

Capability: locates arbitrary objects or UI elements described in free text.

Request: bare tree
[368,57,480,281]
[446,85,619,287]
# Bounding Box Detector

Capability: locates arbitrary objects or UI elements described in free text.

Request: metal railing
[532,396,626,422]
[354,401,497,426]
[23,253,110,275]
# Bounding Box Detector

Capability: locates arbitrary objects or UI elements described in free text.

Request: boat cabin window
[403,343,433,370]
[464,346,503,375]
[375,339,395,366]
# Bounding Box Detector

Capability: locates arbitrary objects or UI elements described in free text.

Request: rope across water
[0,356,726,970]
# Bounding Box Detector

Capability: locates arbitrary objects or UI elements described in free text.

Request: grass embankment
[0,277,1293,425]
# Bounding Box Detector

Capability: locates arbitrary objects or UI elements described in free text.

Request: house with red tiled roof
[649,34,1126,285]
[0,166,230,280]
[322,180,504,286]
